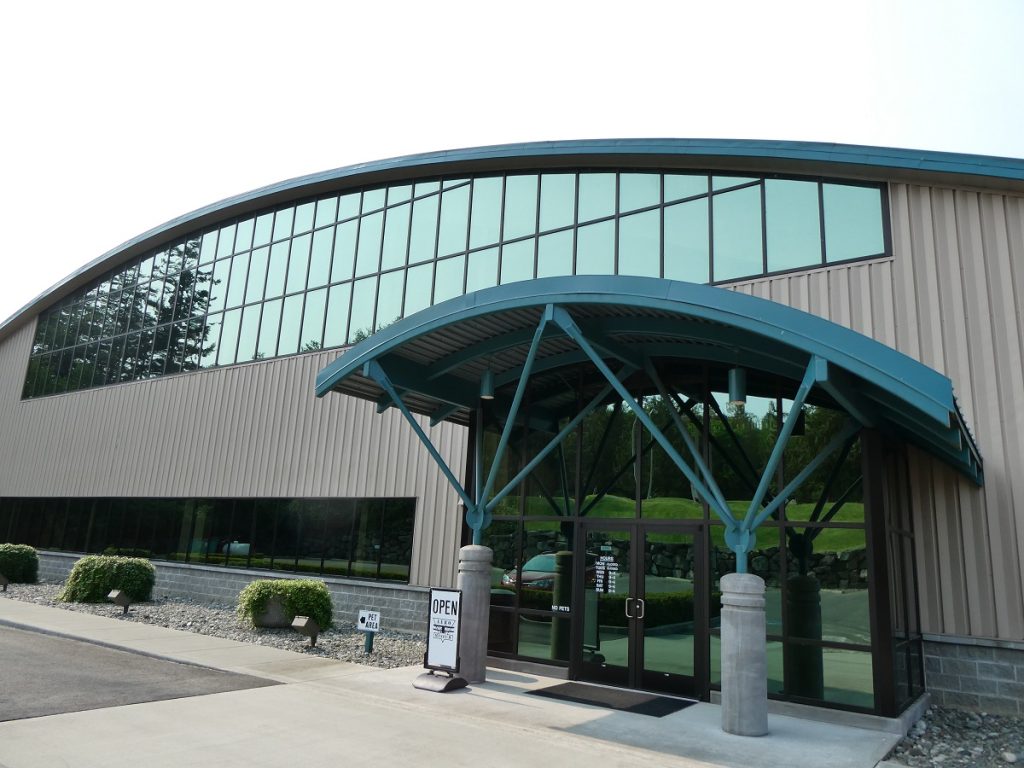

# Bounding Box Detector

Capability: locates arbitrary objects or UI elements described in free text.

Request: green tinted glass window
[713,185,763,281]
[664,199,709,283]
[277,294,304,355]
[273,208,294,242]
[208,260,230,314]
[388,184,412,205]
[576,220,615,274]
[824,184,885,261]
[235,219,255,253]
[216,224,236,259]
[300,288,327,350]
[438,185,470,257]
[237,304,261,363]
[200,313,222,368]
[409,194,439,264]
[415,180,440,196]
[265,242,289,298]
[766,180,822,272]
[434,256,465,304]
[466,247,498,293]
[537,230,573,278]
[375,271,404,331]
[256,299,282,359]
[470,177,502,249]
[286,234,312,294]
[500,239,534,285]
[620,173,660,213]
[199,232,218,265]
[578,173,615,222]
[381,203,410,270]
[665,174,708,202]
[338,192,360,221]
[323,284,350,348]
[253,213,274,248]
[348,276,377,342]
[712,176,758,191]
[619,209,660,277]
[331,220,357,282]
[404,262,434,316]
[355,212,384,277]
[503,175,538,240]
[362,188,386,213]
[226,254,249,309]
[217,308,241,366]
[314,197,337,228]
[293,202,315,234]
[308,228,333,289]
[539,173,575,231]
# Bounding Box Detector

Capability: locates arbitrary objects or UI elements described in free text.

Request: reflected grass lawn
[512,494,865,551]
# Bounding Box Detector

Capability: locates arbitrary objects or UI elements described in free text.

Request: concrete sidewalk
[0,598,899,768]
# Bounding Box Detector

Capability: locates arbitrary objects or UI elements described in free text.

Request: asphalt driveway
[0,626,277,721]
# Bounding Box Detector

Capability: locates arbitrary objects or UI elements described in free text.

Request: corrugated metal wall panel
[0,326,466,587]
[727,184,1024,640]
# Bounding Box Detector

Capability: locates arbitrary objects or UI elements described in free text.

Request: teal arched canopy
[316,276,981,484]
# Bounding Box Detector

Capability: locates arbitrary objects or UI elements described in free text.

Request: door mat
[526,682,695,717]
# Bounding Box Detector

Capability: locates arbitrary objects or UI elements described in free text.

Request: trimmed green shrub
[59,555,156,603]
[0,544,39,583]
[237,579,333,629]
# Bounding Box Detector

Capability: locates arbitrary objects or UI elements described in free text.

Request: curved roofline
[314,275,981,483]
[6,137,1024,341]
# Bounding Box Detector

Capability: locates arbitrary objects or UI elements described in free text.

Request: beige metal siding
[0,324,467,587]
[729,184,1024,641]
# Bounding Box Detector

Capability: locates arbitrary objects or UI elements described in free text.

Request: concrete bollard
[720,572,769,736]
[457,544,493,684]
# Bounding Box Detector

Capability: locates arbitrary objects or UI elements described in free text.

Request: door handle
[636,598,645,619]
[625,597,634,618]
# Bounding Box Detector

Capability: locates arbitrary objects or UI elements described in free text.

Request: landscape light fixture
[0,573,8,592]
[728,367,747,407]
[480,369,494,400]
[107,589,131,615]
[291,615,320,647]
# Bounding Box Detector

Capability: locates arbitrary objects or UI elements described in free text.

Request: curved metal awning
[315,276,982,484]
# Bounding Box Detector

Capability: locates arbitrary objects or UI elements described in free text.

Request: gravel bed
[0,581,425,668]
[887,707,1024,767]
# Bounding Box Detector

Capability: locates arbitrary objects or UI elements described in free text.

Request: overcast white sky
[1,0,1022,325]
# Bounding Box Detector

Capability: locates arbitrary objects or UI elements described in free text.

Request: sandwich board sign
[425,588,462,672]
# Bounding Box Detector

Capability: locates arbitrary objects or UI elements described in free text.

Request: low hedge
[237,579,333,629]
[59,555,156,603]
[0,544,39,583]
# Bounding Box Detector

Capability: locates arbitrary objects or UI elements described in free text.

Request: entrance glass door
[578,522,703,696]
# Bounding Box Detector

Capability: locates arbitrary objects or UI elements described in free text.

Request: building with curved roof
[2,139,1023,719]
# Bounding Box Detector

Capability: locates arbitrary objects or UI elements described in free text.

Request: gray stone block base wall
[37,551,430,635]
[924,634,1024,715]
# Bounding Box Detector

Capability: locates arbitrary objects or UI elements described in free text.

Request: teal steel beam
[646,362,732,518]
[808,438,856,524]
[741,357,820,532]
[552,306,737,528]
[471,403,485,542]
[486,372,630,514]
[814,358,878,427]
[478,305,553,512]
[430,403,462,426]
[750,421,861,530]
[364,360,474,511]
[809,478,863,538]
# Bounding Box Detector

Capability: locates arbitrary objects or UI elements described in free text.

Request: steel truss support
[370,304,863,567]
